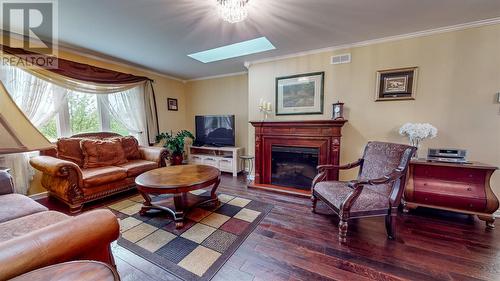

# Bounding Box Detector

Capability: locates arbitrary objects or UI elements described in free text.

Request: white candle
[266,102,272,111]
[259,98,264,107]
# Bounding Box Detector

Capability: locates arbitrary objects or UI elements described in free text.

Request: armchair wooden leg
[385,214,397,239]
[311,195,318,213]
[338,219,348,243]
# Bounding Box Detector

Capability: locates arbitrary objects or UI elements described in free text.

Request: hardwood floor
[38,174,500,281]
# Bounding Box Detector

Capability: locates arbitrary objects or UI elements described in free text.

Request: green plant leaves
[156,130,194,155]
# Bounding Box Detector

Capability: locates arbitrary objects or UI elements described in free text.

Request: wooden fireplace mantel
[250,119,347,196]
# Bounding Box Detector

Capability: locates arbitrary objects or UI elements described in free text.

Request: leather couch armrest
[0,170,14,195]
[0,209,119,280]
[29,156,82,178]
[139,146,168,167]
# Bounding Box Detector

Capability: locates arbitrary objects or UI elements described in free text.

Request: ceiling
[9,0,500,79]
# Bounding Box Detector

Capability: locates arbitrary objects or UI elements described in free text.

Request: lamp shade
[0,81,55,154]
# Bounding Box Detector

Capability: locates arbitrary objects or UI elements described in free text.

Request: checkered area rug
[107,191,273,281]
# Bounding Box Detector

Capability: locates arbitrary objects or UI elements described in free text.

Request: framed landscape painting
[375,67,418,101]
[275,72,324,115]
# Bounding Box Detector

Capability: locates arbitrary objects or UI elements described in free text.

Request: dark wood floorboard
[38,174,500,281]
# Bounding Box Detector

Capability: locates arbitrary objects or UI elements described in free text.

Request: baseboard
[28,191,49,201]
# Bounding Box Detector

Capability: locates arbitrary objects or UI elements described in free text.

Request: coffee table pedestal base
[139,192,220,228]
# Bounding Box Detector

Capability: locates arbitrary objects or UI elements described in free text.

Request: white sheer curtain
[100,85,148,145]
[0,64,69,126]
[0,64,69,194]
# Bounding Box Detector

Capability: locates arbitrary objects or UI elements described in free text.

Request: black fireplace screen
[271,146,319,190]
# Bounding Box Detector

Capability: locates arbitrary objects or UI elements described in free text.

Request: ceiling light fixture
[216,0,249,23]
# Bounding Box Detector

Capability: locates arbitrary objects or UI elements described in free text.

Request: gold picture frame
[375,67,418,101]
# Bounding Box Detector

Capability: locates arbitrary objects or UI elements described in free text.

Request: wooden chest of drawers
[404,159,499,228]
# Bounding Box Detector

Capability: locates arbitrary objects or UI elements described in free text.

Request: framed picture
[375,67,418,101]
[167,98,178,111]
[275,72,324,115]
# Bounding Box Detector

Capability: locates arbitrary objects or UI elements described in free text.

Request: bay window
[0,64,145,143]
[43,92,130,141]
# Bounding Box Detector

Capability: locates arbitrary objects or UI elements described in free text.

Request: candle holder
[258,101,272,121]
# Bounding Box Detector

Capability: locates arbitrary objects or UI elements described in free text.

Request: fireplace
[250,120,347,195]
[271,146,319,190]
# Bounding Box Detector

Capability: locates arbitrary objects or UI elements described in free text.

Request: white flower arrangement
[399,123,437,148]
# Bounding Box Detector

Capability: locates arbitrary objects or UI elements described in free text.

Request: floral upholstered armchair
[311,141,416,243]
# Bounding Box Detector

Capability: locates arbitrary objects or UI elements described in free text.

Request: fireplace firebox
[271,146,319,190]
[250,120,347,196]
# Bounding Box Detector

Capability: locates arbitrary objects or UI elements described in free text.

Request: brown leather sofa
[30,132,168,213]
[0,170,119,280]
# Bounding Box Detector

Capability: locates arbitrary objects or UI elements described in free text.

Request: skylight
[188,37,275,63]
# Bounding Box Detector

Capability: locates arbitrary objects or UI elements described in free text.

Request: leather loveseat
[0,170,119,280]
[30,132,168,213]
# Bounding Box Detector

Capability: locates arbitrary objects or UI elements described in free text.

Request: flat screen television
[195,115,235,147]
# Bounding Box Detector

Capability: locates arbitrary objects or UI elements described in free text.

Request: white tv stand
[188,146,244,177]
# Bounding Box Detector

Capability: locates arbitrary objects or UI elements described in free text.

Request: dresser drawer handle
[467,187,472,191]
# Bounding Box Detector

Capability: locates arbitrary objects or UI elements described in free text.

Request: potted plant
[156,130,194,165]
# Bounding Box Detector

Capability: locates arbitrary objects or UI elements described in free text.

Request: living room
[1,1,500,280]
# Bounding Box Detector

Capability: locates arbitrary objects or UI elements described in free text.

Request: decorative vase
[170,153,183,165]
[409,138,421,159]
[399,123,438,160]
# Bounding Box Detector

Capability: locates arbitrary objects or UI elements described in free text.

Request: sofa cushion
[0,211,68,242]
[82,166,128,188]
[113,136,141,160]
[117,159,158,177]
[56,138,85,167]
[81,139,127,168]
[0,194,48,224]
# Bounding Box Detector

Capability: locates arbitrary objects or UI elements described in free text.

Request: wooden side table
[404,159,499,228]
[9,261,120,281]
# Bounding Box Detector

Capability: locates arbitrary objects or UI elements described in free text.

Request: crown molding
[245,17,500,67]
[186,71,248,82]
[3,31,186,83]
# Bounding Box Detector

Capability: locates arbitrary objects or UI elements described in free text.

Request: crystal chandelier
[216,0,249,23]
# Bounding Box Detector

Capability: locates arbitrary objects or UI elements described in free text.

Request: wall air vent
[331,53,351,65]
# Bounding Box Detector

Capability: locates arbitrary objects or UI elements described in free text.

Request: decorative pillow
[56,138,85,167]
[112,136,141,160]
[80,139,127,169]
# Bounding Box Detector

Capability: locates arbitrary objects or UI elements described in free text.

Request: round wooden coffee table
[135,164,221,228]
